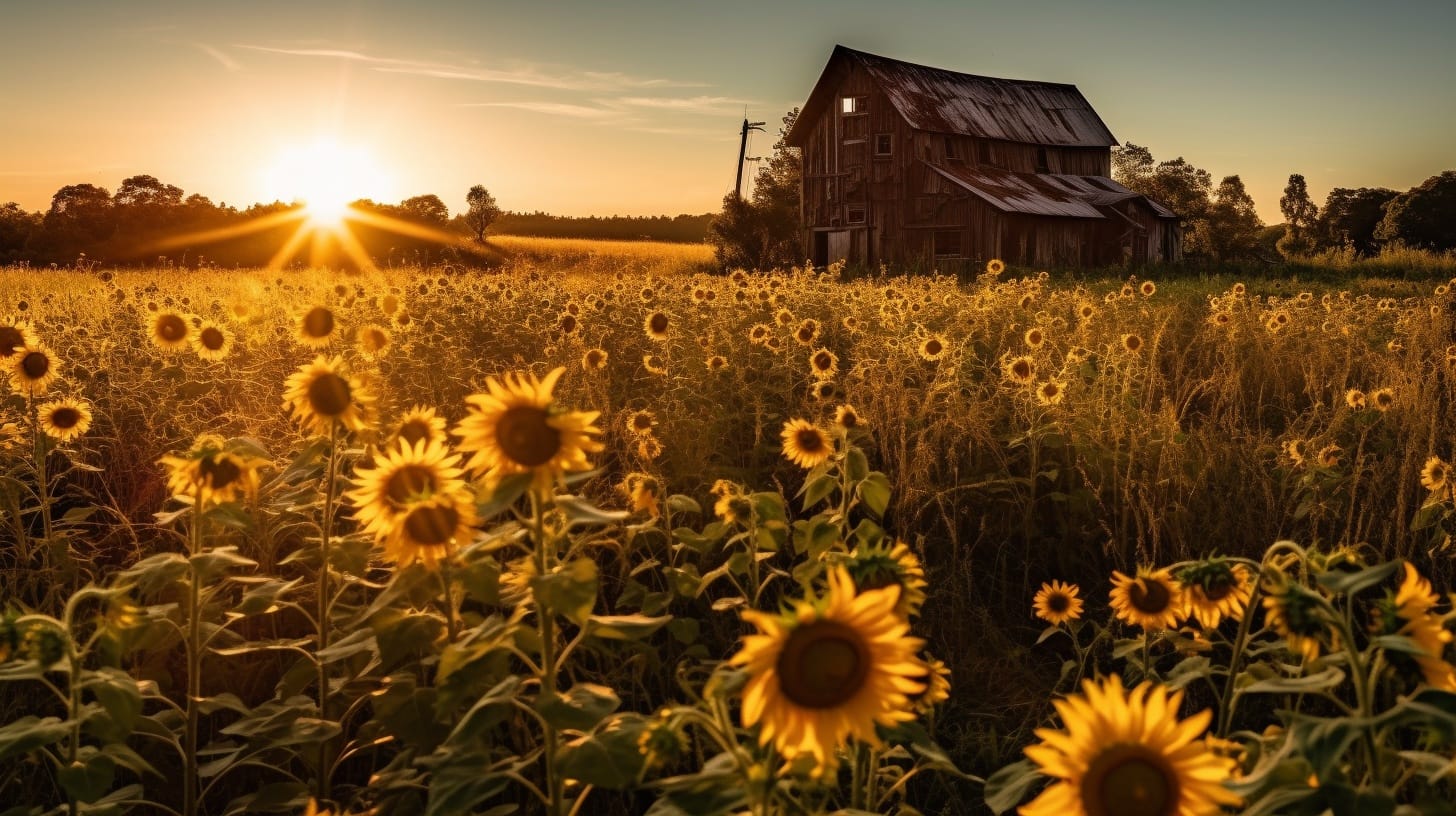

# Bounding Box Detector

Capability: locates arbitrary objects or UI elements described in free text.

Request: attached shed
[784,45,1181,269]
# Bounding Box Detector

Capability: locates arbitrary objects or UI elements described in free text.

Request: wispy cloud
[237,45,702,92]
[615,95,752,116]
[462,101,621,119]
[196,43,242,72]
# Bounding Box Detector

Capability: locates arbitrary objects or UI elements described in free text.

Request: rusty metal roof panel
[928,163,1107,218]
[849,47,1117,147]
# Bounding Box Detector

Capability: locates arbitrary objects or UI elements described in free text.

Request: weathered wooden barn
[784,46,1181,269]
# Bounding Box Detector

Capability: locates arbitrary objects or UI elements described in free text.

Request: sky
[2,0,1454,223]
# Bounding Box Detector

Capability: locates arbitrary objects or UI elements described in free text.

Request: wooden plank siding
[792,46,1180,269]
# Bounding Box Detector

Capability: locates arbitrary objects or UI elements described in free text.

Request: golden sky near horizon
[2,0,1453,223]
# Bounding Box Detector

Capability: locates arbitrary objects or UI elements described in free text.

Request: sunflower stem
[315,422,340,804]
[530,489,565,816]
[439,559,459,644]
[183,485,205,816]
[30,392,54,546]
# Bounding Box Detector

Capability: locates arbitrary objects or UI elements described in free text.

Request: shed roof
[786,46,1117,148]
[928,163,1177,220]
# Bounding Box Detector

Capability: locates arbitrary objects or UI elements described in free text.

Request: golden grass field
[3,241,1456,815]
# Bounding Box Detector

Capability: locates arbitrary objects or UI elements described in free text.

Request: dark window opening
[847,206,866,224]
[945,137,963,162]
[934,230,963,258]
[977,140,992,166]
[1035,147,1049,174]
[874,133,893,157]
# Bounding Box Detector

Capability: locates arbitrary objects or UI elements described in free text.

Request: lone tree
[1277,173,1319,257]
[464,185,502,242]
[1204,175,1264,261]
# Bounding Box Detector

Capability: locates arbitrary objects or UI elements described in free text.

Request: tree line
[0,177,714,268]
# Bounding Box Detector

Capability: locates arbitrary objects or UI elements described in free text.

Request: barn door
[826,230,850,265]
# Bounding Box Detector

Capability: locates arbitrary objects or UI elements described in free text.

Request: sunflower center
[307,372,353,417]
[403,503,460,546]
[1081,744,1179,816]
[496,405,561,467]
[198,454,242,490]
[1203,576,1234,602]
[49,407,81,429]
[1013,360,1031,379]
[649,313,669,334]
[1129,579,1171,614]
[795,428,826,454]
[1048,593,1071,613]
[157,314,187,342]
[776,620,871,709]
[0,326,22,356]
[200,327,226,351]
[814,352,833,370]
[925,339,943,356]
[398,419,432,446]
[386,464,439,504]
[20,351,49,379]
[303,307,335,338]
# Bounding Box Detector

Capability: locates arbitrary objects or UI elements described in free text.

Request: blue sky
[2,0,1453,221]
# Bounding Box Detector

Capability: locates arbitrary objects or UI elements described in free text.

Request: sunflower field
[2,255,1456,816]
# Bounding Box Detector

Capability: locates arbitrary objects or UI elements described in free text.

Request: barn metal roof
[786,46,1117,148]
[927,163,1178,220]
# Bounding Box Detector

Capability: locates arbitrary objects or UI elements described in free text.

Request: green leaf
[585,614,672,641]
[371,609,445,669]
[190,546,257,583]
[0,716,69,761]
[558,714,648,789]
[555,494,629,527]
[983,758,1043,815]
[57,749,115,804]
[666,494,701,516]
[537,684,620,732]
[533,558,598,626]
[1316,559,1399,596]
[233,578,302,616]
[475,471,533,518]
[1239,665,1344,695]
[857,472,892,519]
[800,472,838,510]
[441,676,521,748]
[455,552,501,605]
[81,667,143,742]
[112,553,189,597]
[846,447,870,483]
[666,617,700,645]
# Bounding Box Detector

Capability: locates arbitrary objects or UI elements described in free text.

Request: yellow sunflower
[1024,327,1046,349]
[811,380,837,402]
[706,354,729,371]
[1139,280,1157,297]
[1004,355,1037,386]
[1421,456,1450,493]
[1033,580,1084,626]
[149,310,191,352]
[556,312,581,338]
[795,319,821,346]
[809,347,839,380]
[381,492,478,569]
[0,318,38,360]
[1371,387,1395,412]
[625,409,658,437]
[1261,578,1331,663]
[644,310,670,341]
[391,405,448,448]
[619,472,662,518]
[191,321,232,361]
[10,343,60,395]
[581,347,608,371]
[1345,388,1367,410]
[158,434,268,508]
[1110,567,1185,631]
[909,654,952,714]
[918,334,948,362]
[1391,563,1456,691]
[1036,380,1066,406]
[1177,560,1252,629]
[642,353,668,375]
[834,404,864,432]
[748,323,772,345]
[453,366,603,493]
[1020,675,1240,816]
[986,258,1006,275]
[781,418,833,469]
[347,438,469,542]
[38,398,93,442]
[732,567,926,773]
[297,305,337,348]
[357,324,392,358]
[281,355,375,437]
[1121,333,1144,354]
[846,539,928,618]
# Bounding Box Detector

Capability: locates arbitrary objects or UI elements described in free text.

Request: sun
[263,140,391,226]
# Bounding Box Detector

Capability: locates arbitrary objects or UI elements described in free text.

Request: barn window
[841,96,867,115]
[944,137,963,162]
[847,205,866,224]
[977,140,992,166]
[934,230,963,258]
[1036,147,1049,173]
[874,133,893,157]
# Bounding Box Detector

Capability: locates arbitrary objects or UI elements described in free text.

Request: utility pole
[735,117,765,201]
